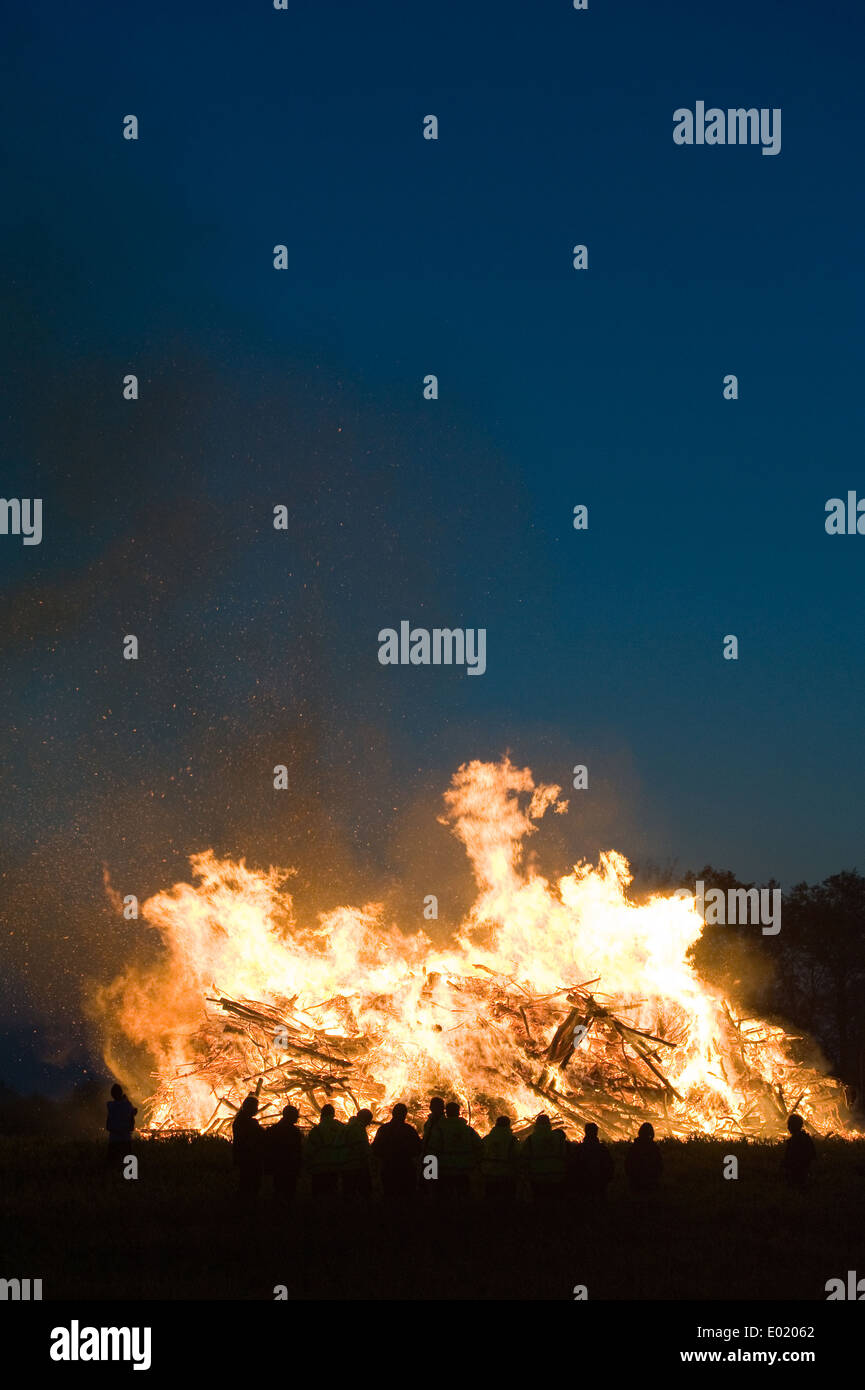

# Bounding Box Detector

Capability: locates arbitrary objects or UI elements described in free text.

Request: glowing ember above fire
[92,758,853,1139]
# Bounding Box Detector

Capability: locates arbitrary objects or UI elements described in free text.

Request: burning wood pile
[141,974,850,1140]
[98,758,855,1141]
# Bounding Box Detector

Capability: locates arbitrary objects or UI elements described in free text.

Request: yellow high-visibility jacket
[429,1116,483,1173]
[343,1116,371,1172]
[519,1125,568,1181]
[481,1125,519,1178]
[305,1116,348,1172]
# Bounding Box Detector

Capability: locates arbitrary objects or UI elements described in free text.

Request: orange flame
[91,758,854,1138]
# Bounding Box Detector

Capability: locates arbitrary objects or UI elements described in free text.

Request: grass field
[2,1135,863,1301]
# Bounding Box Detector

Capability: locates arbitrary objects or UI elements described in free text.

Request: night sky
[2,0,863,1094]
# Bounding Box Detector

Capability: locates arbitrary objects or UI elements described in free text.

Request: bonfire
[92,759,854,1140]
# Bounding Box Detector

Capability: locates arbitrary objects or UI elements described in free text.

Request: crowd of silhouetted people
[221,1093,818,1204]
[102,1083,819,1199]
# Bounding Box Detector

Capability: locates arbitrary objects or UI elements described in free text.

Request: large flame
[91,758,853,1138]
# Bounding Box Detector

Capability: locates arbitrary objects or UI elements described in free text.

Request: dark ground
[2,1135,863,1301]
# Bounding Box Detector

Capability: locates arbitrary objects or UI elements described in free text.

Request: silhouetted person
[520,1113,568,1204]
[372,1103,422,1200]
[429,1101,482,1197]
[481,1115,519,1200]
[422,1096,446,1150]
[782,1113,816,1188]
[625,1122,663,1194]
[232,1094,265,1199]
[421,1096,446,1201]
[269,1104,303,1204]
[106,1083,137,1167]
[343,1109,374,1197]
[305,1104,347,1196]
[572,1122,614,1198]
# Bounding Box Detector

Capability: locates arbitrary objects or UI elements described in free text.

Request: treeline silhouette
[633,863,865,1106]
[0,1078,107,1136]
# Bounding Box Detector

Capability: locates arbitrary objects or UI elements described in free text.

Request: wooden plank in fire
[546,1007,591,1067]
[532,1078,649,1140]
[210,992,352,1051]
[241,1032,354,1067]
[604,1011,677,1049]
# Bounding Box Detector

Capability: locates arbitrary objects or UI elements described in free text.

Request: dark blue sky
[2,0,863,1092]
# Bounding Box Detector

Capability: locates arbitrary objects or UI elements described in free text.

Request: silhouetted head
[356,1109,373,1127]
[495,1115,511,1129]
[392,1103,408,1122]
[110,1083,123,1100]
[240,1095,259,1116]
[787,1113,804,1134]
[637,1122,654,1142]
[584,1123,599,1142]
[445,1102,461,1119]
[320,1104,335,1121]
[282,1105,300,1124]
[429,1096,445,1116]
[534,1114,551,1131]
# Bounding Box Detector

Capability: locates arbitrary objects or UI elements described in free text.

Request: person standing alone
[106,1083,137,1169]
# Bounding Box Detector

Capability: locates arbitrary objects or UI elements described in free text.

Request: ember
[92,758,854,1140]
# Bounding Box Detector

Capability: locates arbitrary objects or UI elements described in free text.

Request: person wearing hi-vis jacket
[305,1103,348,1196]
[519,1113,568,1204]
[428,1101,482,1197]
